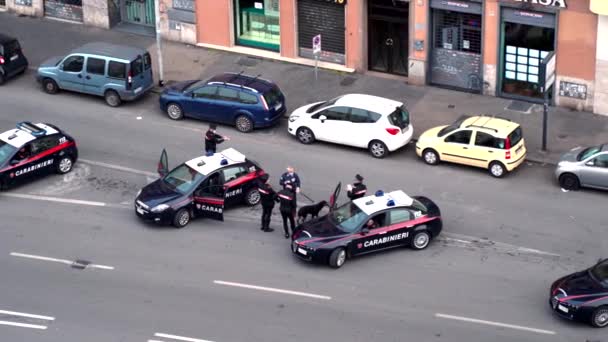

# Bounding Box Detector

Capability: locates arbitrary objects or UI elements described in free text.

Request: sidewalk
[2,13,607,164]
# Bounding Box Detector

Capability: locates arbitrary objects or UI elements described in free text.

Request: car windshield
[162,163,204,195]
[590,260,608,286]
[308,96,343,113]
[0,141,17,165]
[578,145,602,161]
[185,80,207,92]
[330,202,368,233]
[439,115,470,137]
[388,106,410,129]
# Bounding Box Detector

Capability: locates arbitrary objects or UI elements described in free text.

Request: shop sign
[512,0,567,9]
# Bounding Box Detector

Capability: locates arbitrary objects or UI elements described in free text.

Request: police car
[134,148,265,228]
[0,122,78,189]
[291,188,442,268]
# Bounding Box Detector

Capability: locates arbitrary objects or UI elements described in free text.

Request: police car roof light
[7,133,17,140]
[17,122,46,136]
[386,199,395,207]
[375,190,384,197]
[220,159,228,165]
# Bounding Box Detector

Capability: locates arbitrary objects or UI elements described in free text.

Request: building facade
[591,0,608,115]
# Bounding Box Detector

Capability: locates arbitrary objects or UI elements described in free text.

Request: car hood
[295,216,348,241]
[137,179,183,208]
[559,146,583,163]
[418,126,446,143]
[39,56,63,68]
[554,271,603,298]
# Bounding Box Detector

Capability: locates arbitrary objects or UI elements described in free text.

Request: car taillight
[260,96,269,111]
[505,137,512,160]
[0,56,4,65]
[385,128,400,135]
[126,71,133,90]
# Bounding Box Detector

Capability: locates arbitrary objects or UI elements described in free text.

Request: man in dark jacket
[278,183,297,238]
[279,166,301,202]
[204,124,230,154]
[257,174,278,232]
[347,174,367,201]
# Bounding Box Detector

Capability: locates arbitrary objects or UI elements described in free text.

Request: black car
[0,122,78,189]
[135,148,265,228]
[291,188,442,268]
[550,259,608,328]
[0,34,28,85]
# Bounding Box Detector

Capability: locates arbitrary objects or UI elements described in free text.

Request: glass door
[124,0,154,26]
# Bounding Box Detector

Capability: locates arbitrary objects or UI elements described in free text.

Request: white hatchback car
[287,94,413,158]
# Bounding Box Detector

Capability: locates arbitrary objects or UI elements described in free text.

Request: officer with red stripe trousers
[257,174,278,232]
[347,174,367,201]
[278,183,297,238]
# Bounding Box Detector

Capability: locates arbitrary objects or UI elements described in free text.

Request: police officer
[347,174,367,201]
[204,124,230,154]
[278,183,297,238]
[257,174,278,232]
[279,166,301,201]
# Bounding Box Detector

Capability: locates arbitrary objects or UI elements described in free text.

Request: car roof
[206,73,275,93]
[0,33,17,44]
[0,122,59,148]
[334,94,403,116]
[70,42,147,61]
[353,190,413,216]
[185,148,247,176]
[460,115,520,137]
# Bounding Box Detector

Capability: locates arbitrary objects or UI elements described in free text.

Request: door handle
[77,74,82,78]
[386,38,394,46]
[85,76,91,80]
[463,147,468,149]
[488,150,494,153]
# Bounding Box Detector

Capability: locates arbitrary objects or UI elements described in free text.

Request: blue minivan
[36,42,154,107]
[159,72,286,132]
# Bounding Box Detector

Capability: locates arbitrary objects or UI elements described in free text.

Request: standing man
[204,124,230,154]
[257,174,278,232]
[278,183,297,238]
[279,166,301,201]
[347,174,367,201]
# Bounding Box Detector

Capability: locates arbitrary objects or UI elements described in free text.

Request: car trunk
[128,52,153,93]
[1,40,27,70]
[262,85,285,116]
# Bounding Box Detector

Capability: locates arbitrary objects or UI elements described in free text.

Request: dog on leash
[297,200,328,224]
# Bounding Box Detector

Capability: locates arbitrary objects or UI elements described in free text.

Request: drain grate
[71,259,91,270]
[506,100,534,113]
[236,56,260,67]
[339,76,357,87]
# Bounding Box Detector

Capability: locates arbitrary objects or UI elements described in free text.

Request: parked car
[36,42,154,107]
[555,144,608,191]
[288,94,413,158]
[0,34,28,85]
[416,115,526,178]
[159,72,286,133]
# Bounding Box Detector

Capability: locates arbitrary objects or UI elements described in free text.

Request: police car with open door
[134,148,265,228]
[0,122,78,190]
[291,187,442,268]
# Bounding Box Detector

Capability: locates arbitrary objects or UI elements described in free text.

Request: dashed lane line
[0,321,48,330]
[0,310,55,321]
[0,308,55,330]
[10,252,115,271]
[0,193,106,207]
[153,332,215,342]
[435,313,556,335]
[213,280,332,300]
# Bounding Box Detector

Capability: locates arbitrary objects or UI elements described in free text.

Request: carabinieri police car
[0,122,78,190]
[134,148,265,228]
[291,189,442,268]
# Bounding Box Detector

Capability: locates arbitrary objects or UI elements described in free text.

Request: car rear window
[263,86,282,106]
[388,106,410,129]
[130,56,143,77]
[508,126,523,147]
[1,40,21,56]
[144,52,152,70]
[108,61,127,79]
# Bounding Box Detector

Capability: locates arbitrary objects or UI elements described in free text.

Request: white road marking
[435,313,556,335]
[214,280,332,300]
[0,310,55,321]
[78,158,157,177]
[154,332,215,342]
[0,193,106,207]
[10,252,114,271]
[0,321,47,330]
[441,232,560,257]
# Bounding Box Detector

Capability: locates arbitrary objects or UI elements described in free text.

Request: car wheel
[166,103,184,120]
[328,248,347,269]
[423,149,439,165]
[104,90,122,107]
[411,231,431,250]
[489,161,507,178]
[43,78,59,94]
[368,140,388,159]
[173,208,190,228]
[56,157,73,174]
[591,306,608,328]
[235,115,253,133]
[296,127,315,144]
[0,73,5,85]
[244,188,261,206]
[559,173,580,191]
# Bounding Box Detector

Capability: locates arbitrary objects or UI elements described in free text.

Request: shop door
[124,0,154,26]
[368,0,409,76]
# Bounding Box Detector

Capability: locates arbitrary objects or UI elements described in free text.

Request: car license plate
[10,55,18,61]
[557,304,569,313]
[134,86,143,94]
[136,206,145,215]
[297,248,307,256]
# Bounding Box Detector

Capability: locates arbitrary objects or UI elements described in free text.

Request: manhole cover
[236,57,260,67]
[71,259,91,270]
[506,100,534,113]
[340,76,357,87]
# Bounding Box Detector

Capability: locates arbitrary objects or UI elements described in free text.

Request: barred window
[433,11,482,54]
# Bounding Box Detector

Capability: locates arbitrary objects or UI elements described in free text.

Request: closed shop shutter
[298,0,345,64]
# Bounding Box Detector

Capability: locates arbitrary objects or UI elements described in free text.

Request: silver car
[555,144,608,191]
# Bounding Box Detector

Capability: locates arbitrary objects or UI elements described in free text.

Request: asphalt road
[0,70,606,341]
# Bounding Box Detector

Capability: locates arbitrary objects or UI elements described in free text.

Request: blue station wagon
[159,72,286,132]
[36,42,154,107]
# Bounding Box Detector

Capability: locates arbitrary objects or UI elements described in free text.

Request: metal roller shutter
[298,0,345,54]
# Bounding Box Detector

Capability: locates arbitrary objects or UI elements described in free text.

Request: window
[222,166,247,182]
[323,106,350,121]
[508,127,523,147]
[108,61,127,79]
[590,259,608,284]
[162,164,204,194]
[263,86,283,106]
[62,55,84,72]
[445,130,471,144]
[330,202,368,233]
[307,96,343,113]
[86,58,106,75]
[439,116,470,137]
[366,213,387,229]
[389,208,412,225]
[193,86,218,99]
[130,56,143,77]
[592,154,608,168]
[1,40,21,56]
[239,91,259,104]
[349,108,371,123]
[578,145,602,161]
[31,136,58,154]
[235,0,280,52]
[434,11,481,54]
[196,172,224,197]
[144,52,152,70]
[388,107,410,129]
[217,87,239,102]
[474,131,497,148]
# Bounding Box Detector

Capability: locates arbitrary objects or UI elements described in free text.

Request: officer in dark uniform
[347,174,367,201]
[279,166,301,202]
[257,174,278,232]
[204,124,230,154]
[278,183,297,238]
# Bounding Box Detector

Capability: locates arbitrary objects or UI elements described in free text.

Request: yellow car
[416,115,526,178]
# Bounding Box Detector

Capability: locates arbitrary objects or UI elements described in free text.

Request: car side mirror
[319,115,327,123]
[361,227,370,235]
[586,161,595,166]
